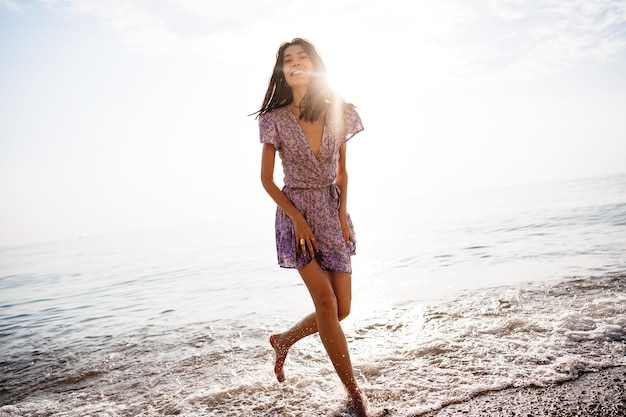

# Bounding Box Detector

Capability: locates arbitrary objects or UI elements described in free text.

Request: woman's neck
[290,87,307,108]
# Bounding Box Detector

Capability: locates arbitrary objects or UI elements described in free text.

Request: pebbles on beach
[422,367,626,417]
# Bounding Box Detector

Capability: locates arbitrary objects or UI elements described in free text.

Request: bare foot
[348,391,369,417]
[269,334,289,383]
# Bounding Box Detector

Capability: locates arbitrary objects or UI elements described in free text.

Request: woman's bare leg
[270,312,315,382]
[295,260,368,416]
[270,268,352,382]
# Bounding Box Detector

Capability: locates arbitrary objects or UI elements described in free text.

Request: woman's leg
[270,266,352,382]
[273,259,367,414]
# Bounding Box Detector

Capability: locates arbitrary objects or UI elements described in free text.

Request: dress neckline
[284,106,326,159]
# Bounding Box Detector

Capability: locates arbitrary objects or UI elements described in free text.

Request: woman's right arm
[261,143,318,254]
[261,143,299,218]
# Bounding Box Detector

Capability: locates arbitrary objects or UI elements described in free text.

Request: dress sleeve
[343,106,364,143]
[259,113,280,149]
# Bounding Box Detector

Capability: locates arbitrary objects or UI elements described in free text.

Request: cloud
[0,0,24,12]
[32,0,301,54]
[455,0,626,81]
[38,0,179,53]
[16,0,626,78]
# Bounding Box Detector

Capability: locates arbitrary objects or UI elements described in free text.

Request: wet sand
[421,366,626,416]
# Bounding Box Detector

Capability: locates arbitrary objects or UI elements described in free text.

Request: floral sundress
[259,105,364,273]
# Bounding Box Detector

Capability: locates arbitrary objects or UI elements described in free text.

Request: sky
[1,0,625,246]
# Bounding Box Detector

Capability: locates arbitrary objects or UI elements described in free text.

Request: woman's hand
[262,144,318,257]
[339,212,350,243]
[292,213,319,256]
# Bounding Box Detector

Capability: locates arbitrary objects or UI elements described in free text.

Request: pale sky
[1,0,625,246]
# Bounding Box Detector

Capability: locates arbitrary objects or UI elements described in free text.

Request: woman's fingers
[306,237,318,255]
[296,236,317,256]
[293,215,318,256]
[298,237,307,255]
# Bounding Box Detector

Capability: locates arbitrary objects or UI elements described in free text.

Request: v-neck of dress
[287,106,325,159]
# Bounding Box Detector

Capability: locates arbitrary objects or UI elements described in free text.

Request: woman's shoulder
[331,102,363,141]
[328,102,361,124]
[341,102,357,113]
[328,101,359,120]
[259,106,291,146]
[343,103,360,119]
[259,105,289,123]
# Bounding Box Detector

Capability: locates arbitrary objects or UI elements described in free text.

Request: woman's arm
[261,143,318,254]
[261,143,300,219]
[335,143,350,242]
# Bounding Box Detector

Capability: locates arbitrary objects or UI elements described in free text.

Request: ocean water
[1,174,625,416]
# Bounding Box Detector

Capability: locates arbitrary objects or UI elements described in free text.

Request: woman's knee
[337,300,351,321]
[315,291,339,318]
[328,270,352,321]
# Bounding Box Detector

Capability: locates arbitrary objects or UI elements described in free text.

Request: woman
[257,38,368,416]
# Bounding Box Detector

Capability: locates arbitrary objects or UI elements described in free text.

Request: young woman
[257,38,368,416]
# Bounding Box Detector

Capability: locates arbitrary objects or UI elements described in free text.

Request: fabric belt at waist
[283,183,335,191]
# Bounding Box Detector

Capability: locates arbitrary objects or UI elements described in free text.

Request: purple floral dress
[259,105,364,273]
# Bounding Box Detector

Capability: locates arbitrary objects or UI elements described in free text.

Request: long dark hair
[254,38,343,123]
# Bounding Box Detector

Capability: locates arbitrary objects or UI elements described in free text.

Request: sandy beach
[420,366,626,416]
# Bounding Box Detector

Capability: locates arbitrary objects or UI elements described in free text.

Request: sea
[1,173,625,417]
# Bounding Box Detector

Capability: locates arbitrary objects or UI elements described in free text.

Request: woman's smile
[283,44,314,87]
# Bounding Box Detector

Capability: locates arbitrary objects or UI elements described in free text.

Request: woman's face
[282,44,314,89]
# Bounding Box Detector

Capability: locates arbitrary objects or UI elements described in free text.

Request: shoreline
[419,366,626,416]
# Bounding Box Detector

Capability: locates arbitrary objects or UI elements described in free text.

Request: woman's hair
[254,38,344,122]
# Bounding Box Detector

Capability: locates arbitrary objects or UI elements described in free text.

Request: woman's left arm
[335,142,350,242]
